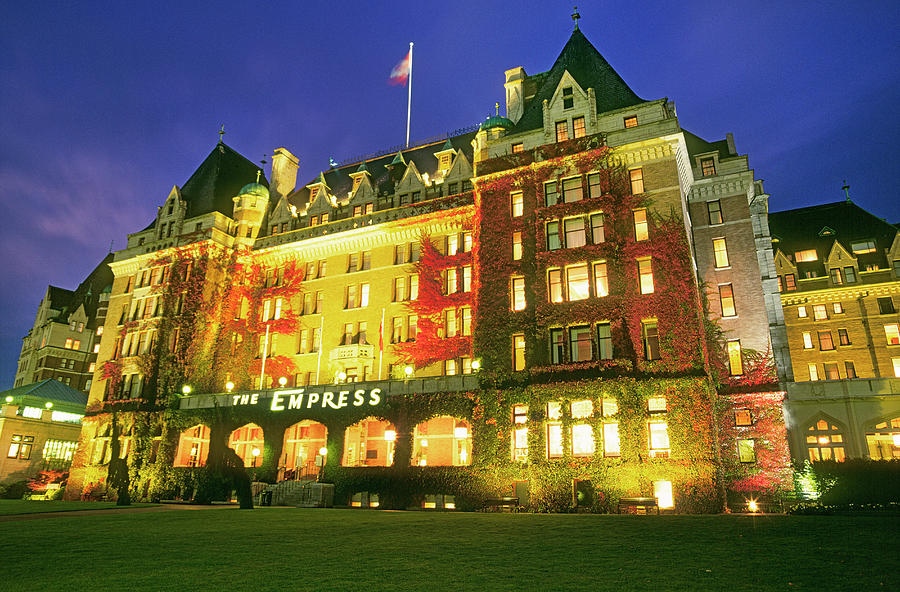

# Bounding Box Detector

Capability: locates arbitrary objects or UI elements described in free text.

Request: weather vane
[841,180,851,202]
[218,124,226,143]
[571,6,581,29]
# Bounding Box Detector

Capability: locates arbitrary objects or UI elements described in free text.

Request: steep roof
[286,131,477,211]
[0,379,88,410]
[180,142,268,218]
[46,286,75,312]
[683,130,732,160]
[512,28,644,133]
[769,201,898,272]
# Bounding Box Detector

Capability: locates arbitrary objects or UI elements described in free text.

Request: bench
[618,497,660,515]
[483,496,519,512]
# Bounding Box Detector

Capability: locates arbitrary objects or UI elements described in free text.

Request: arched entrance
[412,416,472,466]
[281,420,328,480]
[229,423,265,467]
[173,424,210,467]
[342,418,396,467]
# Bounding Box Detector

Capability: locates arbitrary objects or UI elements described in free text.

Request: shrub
[798,459,900,505]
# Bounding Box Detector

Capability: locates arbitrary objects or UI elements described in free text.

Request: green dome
[238,183,269,198]
[479,115,514,131]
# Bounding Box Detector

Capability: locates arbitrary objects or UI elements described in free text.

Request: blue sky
[1,1,898,384]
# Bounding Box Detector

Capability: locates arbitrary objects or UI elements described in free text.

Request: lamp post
[278,377,287,388]
[226,381,234,393]
[181,385,192,395]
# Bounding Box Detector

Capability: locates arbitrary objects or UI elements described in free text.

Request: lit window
[93,343,100,353]
[462,266,471,293]
[633,209,648,241]
[624,115,638,128]
[885,324,900,346]
[813,304,828,321]
[445,268,457,295]
[648,397,667,413]
[563,177,583,203]
[546,221,561,250]
[798,306,807,318]
[565,264,590,301]
[894,358,900,378]
[571,423,594,456]
[512,334,525,371]
[549,328,565,364]
[649,422,670,457]
[511,191,523,217]
[808,363,819,381]
[866,417,900,459]
[734,409,752,426]
[569,326,593,362]
[850,240,876,254]
[512,405,528,461]
[794,249,817,262]
[654,480,674,509]
[65,338,73,349]
[824,362,840,380]
[7,435,34,460]
[463,232,472,252]
[719,284,736,317]
[707,200,723,225]
[700,158,716,177]
[587,173,602,198]
[593,262,608,297]
[818,331,834,351]
[830,268,843,285]
[544,181,559,206]
[838,328,851,346]
[629,168,644,194]
[596,323,612,360]
[512,232,522,260]
[806,418,845,461]
[785,274,797,291]
[547,423,563,458]
[802,332,813,349]
[512,143,524,154]
[833,302,844,314]
[638,258,654,294]
[548,269,563,303]
[590,212,605,243]
[712,238,729,268]
[727,340,743,375]
[572,116,586,138]
[737,439,756,463]
[603,423,620,456]
[555,121,569,142]
[642,320,660,360]
[511,277,526,311]
[564,218,586,247]
[446,234,459,256]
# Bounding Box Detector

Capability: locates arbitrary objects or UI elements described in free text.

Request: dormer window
[573,116,586,138]
[352,176,362,192]
[512,143,524,153]
[795,249,818,262]
[624,115,638,128]
[309,187,319,201]
[850,240,876,254]
[701,158,716,177]
[555,121,569,142]
[167,203,174,215]
[562,87,574,109]
[439,153,452,171]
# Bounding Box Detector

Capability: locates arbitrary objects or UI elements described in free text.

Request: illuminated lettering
[337,391,349,408]
[288,392,304,409]
[369,388,381,406]
[322,391,336,408]
[353,390,365,406]
[250,393,259,405]
[240,394,250,405]
[270,393,285,411]
[232,395,241,406]
[306,391,321,408]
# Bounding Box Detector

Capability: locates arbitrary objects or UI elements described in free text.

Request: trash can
[258,490,273,506]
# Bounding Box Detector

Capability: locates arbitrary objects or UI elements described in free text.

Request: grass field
[0,507,892,591]
[0,500,157,516]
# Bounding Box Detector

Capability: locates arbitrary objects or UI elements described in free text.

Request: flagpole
[315,316,324,385]
[378,307,386,380]
[406,42,413,148]
[259,324,270,389]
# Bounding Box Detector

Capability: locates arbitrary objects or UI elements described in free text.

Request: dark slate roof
[69,253,114,321]
[512,28,644,134]
[46,286,75,312]
[180,142,269,218]
[769,201,898,273]
[0,379,89,408]
[286,131,477,211]
[683,130,732,160]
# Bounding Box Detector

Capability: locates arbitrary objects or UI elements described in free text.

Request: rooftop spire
[218,124,226,144]
[571,6,581,29]
[842,180,851,203]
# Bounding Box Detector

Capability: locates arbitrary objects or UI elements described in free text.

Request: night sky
[1,2,898,386]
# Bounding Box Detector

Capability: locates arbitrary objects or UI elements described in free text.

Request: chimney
[504,67,526,124]
[726,133,736,156]
[270,148,300,200]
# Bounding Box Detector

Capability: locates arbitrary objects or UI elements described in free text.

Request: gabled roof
[180,142,268,218]
[512,28,644,133]
[0,379,88,410]
[46,286,75,312]
[769,201,898,272]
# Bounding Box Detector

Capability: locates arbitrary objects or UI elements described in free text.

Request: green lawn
[0,499,157,516]
[0,508,892,591]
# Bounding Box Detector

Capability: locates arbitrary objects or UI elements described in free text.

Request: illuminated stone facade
[60,28,790,510]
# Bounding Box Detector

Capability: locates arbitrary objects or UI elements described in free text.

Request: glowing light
[893,434,900,447]
[420,439,428,447]
[251,447,260,457]
[226,381,235,393]
[818,436,830,445]
[44,402,53,409]
[653,480,674,509]
[419,459,427,466]
[384,430,396,441]
[337,371,347,382]
[454,427,469,438]
[471,359,481,371]
[318,447,328,456]
[278,377,288,387]
[4,396,12,403]
[181,385,192,395]
[747,499,759,513]
[404,366,413,377]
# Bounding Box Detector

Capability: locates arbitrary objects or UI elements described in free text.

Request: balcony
[329,344,375,362]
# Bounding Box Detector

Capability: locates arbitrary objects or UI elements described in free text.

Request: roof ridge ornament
[841,180,851,203]
[218,124,226,144]
[571,6,581,29]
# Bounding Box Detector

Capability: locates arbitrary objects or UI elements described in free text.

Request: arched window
[412,417,472,466]
[866,417,900,460]
[281,421,328,479]
[805,418,845,461]
[229,423,264,467]
[342,418,396,467]
[173,424,210,467]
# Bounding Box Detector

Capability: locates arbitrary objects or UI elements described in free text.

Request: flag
[389,50,411,86]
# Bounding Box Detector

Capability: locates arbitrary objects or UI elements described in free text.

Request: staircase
[263,480,333,507]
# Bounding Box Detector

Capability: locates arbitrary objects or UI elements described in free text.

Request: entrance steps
[264,480,334,507]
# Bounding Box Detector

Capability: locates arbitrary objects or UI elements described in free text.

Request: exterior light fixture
[318,447,328,456]
[251,447,260,457]
[384,430,397,441]
[278,377,287,387]
[181,385,192,395]
[471,359,481,371]
[226,381,235,393]
[337,371,347,382]
[404,365,413,378]
[45,402,53,409]
[747,499,759,513]
[4,396,12,403]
